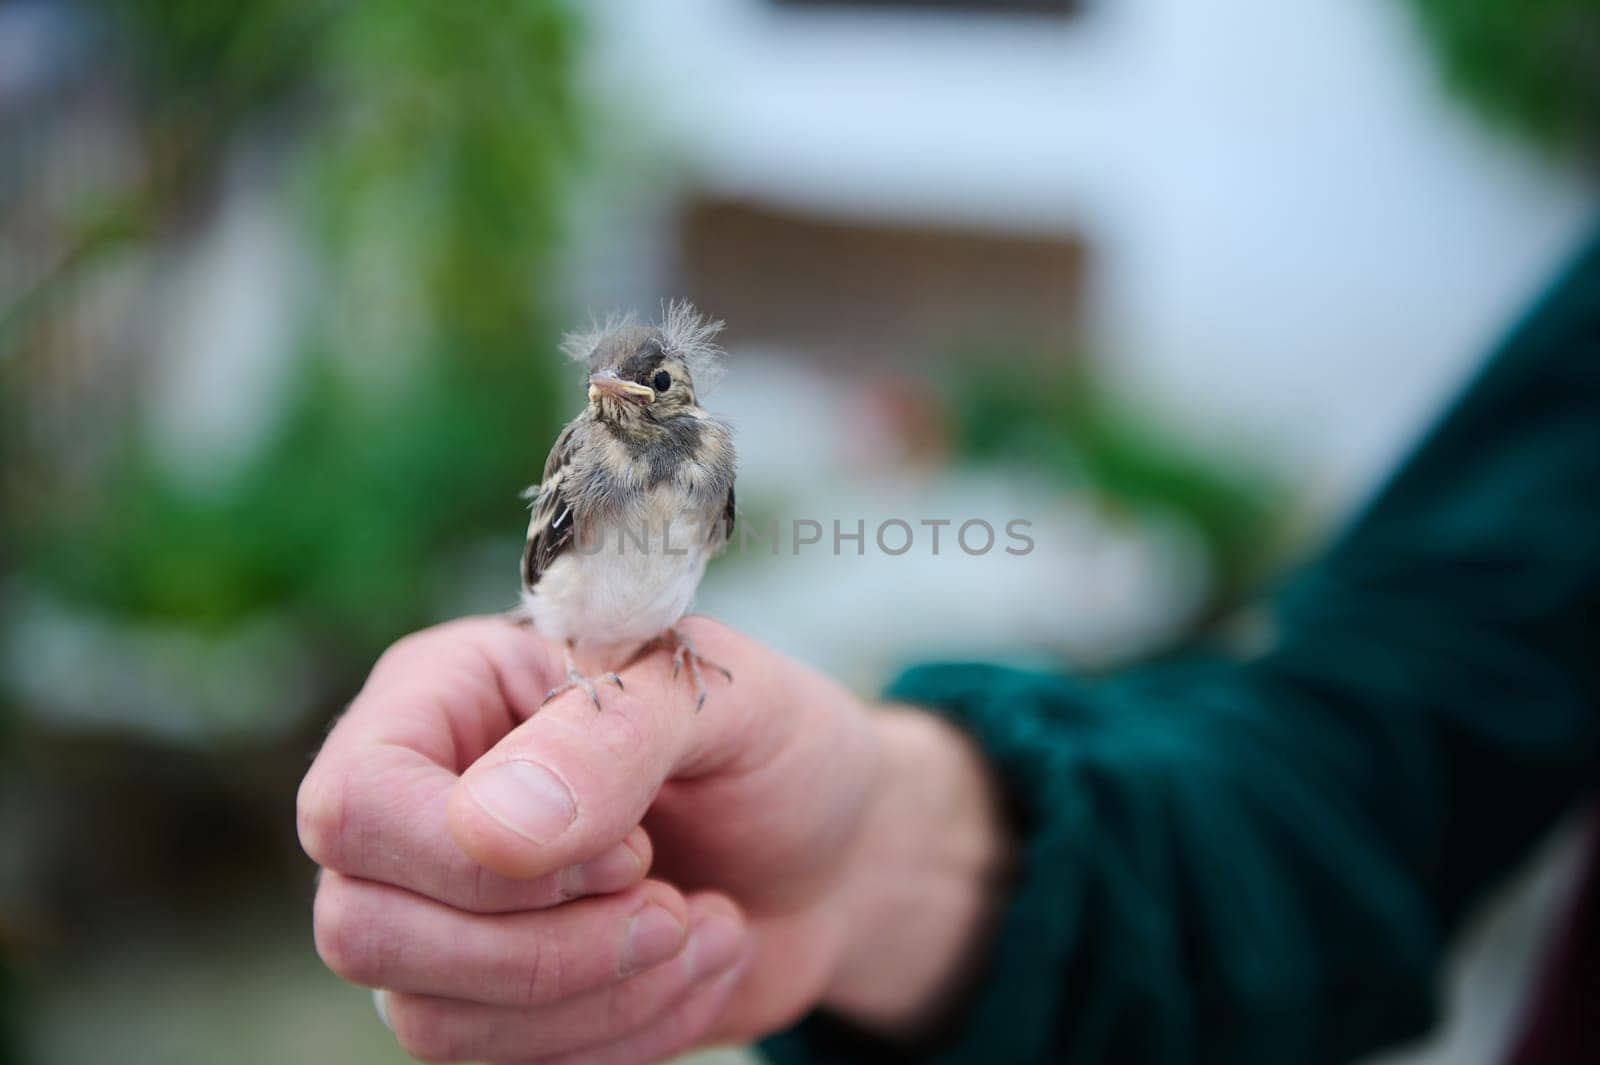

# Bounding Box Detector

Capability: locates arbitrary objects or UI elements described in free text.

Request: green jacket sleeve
[763,226,1600,1065]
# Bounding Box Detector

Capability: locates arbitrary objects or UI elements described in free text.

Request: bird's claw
[613,628,733,710]
[664,627,733,713]
[542,667,624,711]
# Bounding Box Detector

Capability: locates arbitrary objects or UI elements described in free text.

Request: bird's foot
[542,660,624,711]
[662,626,733,712]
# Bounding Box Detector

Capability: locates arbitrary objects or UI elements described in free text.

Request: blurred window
[680,198,1085,366]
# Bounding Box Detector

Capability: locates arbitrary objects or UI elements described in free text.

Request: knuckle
[295,770,347,868]
[373,629,433,676]
[513,929,558,1005]
[378,618,494,676]
[386,998,461,1064]
[313,878,383,985]
[311,879,354,978]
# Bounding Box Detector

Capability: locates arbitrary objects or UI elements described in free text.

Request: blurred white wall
[696,354,1213,684]
[579,0,1597,510]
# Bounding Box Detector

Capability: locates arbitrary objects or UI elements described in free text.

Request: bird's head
[563,302,725,433]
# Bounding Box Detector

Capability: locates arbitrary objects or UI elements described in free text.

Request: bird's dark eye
[651,369,671,393]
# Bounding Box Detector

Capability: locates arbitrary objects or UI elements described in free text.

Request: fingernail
[372,989,392,1030]
[465,761,577,844]
[575,841,645,894]
[622,904,686,975]
[685,915,743,981]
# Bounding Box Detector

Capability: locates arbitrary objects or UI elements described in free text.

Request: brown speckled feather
[522,421,579,591]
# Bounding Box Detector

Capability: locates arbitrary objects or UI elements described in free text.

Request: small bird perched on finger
[518,301,737,710]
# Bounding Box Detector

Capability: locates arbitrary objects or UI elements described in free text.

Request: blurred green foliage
[950,359,1284,603]
[4,1,582,665]
[1402,0,1600,153]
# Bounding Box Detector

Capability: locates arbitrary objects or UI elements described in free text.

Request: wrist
[819,705,1012,1037]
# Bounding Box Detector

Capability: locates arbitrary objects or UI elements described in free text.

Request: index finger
[297,617,648,910]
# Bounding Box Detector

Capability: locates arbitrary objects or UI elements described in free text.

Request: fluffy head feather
[560,301,727,394]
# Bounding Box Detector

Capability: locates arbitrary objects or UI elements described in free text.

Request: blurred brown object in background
[680,198,1086,370]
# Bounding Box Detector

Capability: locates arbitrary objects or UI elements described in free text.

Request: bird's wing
[721,484,736,543]
[522,422,580,592]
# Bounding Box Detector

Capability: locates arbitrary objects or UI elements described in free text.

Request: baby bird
[519,302,737,710]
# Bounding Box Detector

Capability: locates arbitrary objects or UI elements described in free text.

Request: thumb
[447,619,750,879]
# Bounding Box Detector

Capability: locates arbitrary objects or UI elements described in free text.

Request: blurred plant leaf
[1401,0,1600,153]
[4,1,584,683]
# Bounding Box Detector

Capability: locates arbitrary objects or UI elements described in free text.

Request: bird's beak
[588,371,655,405]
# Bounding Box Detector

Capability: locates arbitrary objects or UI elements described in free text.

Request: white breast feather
[522,497,716,671]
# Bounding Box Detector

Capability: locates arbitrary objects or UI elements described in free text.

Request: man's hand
[298,616,1008,1064]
